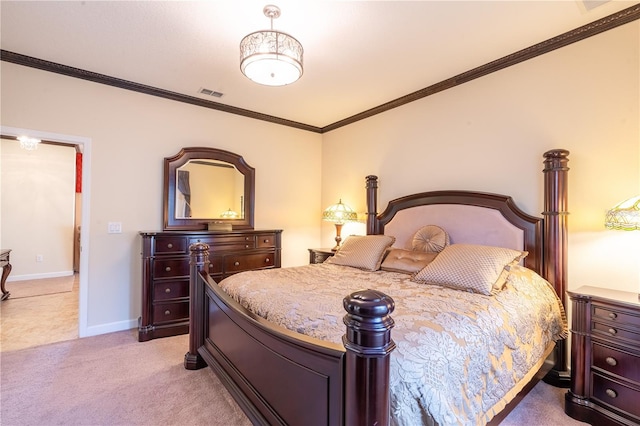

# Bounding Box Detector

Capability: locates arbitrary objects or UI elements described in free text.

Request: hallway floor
[0,274,78,352]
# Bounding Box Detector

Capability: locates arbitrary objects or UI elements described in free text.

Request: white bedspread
[218,263,567,425]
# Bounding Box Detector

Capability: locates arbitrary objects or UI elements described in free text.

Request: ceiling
[1,1,638,129]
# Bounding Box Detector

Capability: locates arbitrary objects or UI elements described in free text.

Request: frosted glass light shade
[240,30,303,86]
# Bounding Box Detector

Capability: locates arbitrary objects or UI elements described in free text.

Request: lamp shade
[239,5,303,86]
[605,195,640,231]
[322,199,357,224]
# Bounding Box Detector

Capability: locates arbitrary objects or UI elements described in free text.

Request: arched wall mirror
[163,147,255,230]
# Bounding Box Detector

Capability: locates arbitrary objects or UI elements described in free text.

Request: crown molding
[1,3,638,134]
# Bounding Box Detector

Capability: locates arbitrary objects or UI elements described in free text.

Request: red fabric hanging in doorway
[76,152,82,193]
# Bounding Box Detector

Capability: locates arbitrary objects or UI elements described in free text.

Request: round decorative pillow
[411,225,450,253]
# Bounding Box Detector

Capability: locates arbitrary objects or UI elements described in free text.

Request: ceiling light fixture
[239,4,303,86]
[17,135,41,150]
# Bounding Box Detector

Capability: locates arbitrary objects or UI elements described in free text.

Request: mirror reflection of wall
[175,159,244,219]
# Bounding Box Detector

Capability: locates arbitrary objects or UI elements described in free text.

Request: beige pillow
[412,244,528,295]
[412,225,450,253]
[381,249,438,274]
[326,235,396,271]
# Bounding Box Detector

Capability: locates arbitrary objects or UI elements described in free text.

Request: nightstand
[308,248,335,264]
[565,286,640,426]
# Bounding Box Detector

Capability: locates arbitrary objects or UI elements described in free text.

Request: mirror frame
[163,147,255,230]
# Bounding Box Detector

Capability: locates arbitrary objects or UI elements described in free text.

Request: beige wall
[0,139,76,279]
[0,63,323,335]
[1,20,638,337]
[322,21,640,295]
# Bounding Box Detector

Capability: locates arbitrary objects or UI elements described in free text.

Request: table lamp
[605,195,640,231]
[604,195,640,299]
[323,199,358,251]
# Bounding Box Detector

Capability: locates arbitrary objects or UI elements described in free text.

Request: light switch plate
[108,222,122,234]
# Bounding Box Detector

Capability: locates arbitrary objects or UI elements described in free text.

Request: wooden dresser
[565,286,640,426]
[138,229,282,342]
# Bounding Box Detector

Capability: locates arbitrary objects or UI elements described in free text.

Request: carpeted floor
[0,329,587,426]
[0,331,250,426]
[6,275,76,299]
[0,275,78,352]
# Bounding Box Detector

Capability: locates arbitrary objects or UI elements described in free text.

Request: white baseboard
[7,271,75,282]
[80,318,138,338]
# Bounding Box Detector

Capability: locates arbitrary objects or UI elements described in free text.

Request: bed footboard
[184,242,396,426]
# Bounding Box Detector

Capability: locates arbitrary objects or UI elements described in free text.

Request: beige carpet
[1,331,251,426]
[6,275,75,299]
[0,328,586,426]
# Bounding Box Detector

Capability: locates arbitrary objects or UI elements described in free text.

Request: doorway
[0,126,91,340]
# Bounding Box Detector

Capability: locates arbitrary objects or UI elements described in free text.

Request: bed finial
[366,175,379,235]
[185,242,210,370]
[542,148,570,386]
[343,289,396,426]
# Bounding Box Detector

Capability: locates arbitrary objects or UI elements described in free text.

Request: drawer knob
[167,243,173,249]
[164,309,171,316]
[608,328,617,335]
[165,266,171,272]
[605,356,617,366]
[245,245,249,248]
[608,312,617,320]
[245,237,250,241]
[265,258,270,263]
[234,261,240,266]
[165,288,171,294]
[263,239,270,243]
[605,388,617,398]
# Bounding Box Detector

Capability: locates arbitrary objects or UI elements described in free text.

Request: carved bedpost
[366,175,379,235]
[184,242,209,370]
[542,149,570,386]
[343,289,396,426]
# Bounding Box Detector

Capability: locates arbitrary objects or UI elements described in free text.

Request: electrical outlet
[36,254,43,262]
[108,222,122,234]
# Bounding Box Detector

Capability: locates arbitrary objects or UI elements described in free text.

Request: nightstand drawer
[593,321,640,344]
[153,279,189,301]
[594,305,640,328]
[308,248,335,264]
[153,301,189,323]
[592,343,640,383]
[592,373,640,418]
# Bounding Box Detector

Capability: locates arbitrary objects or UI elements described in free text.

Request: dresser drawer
[593,321,640,344]
[592,342,640,383]
[225,252,275,273]
[153,258,190,278]
[207,255,224,275]
[153,301,189,323]
[190,235,255,251]
[256,233,277,248]
[592,373,640,418]
[154,236,187,254]
[594,305,640,328]
[153,279,189,301]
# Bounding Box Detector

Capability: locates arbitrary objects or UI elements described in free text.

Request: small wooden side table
[1,249,12,301]
[308,248,335,264]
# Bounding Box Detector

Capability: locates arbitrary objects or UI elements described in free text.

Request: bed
[184,149,571,425]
